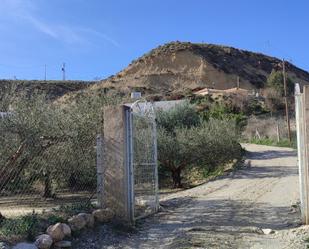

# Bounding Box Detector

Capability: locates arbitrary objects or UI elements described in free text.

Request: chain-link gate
[126,100,159,221]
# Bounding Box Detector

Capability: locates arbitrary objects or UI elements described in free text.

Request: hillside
[2,42,309,103]
[0,80,93,110]
[87,41,309,97]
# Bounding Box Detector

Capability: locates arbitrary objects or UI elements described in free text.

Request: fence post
[295,85,306,222]
[96,134,104,208]
[300,85,309,224]
[276,122,280,142]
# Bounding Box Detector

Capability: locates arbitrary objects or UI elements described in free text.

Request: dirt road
[74,144,309,249]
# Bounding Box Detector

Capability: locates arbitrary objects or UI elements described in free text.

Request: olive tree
[156,103,242,188]
[0,90,118,197]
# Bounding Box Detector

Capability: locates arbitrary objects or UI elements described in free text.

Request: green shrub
[157,103,242,188]
[0,212,39,241]
[247,137,296,149]
[156,101,200,132]
[266,70,294,96]
[0,91,119,197]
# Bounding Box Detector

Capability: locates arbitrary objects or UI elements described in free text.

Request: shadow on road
[246,150,296,160]
[232,165,298,179]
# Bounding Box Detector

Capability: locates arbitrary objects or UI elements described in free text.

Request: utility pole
[237,76,240,89]
[44,64,47,81]
[62,63,66,81]
[283,59,292,143]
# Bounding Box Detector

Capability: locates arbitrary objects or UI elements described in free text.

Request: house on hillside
[194,87,253,96]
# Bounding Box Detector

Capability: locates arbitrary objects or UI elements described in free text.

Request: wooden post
[276,122,280,143]
[96,134,104,208]
[283,60,292,143]
[255,128,261,139]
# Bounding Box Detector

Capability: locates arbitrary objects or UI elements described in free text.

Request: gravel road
[73,144,309,249]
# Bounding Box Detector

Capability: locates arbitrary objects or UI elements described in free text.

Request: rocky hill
[2,42,309,103]
[88,41,309,97]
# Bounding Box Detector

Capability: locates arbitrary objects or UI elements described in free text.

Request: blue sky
[0,0,308,81]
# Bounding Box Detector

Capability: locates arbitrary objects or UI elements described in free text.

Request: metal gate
[126,100,159,221]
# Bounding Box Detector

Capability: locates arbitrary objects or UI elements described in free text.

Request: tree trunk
[43,172,52,198]
[171,168,182,188]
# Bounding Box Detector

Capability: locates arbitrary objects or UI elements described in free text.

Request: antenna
[62,63,66,80]
[44,64,47,81]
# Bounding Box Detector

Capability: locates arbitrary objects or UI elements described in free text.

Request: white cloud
[0,0,119,47]
[79,28,120,48]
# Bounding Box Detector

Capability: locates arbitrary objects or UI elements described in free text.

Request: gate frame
[126,99,159,223]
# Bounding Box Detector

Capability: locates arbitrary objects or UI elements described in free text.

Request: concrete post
[103,105,133,223]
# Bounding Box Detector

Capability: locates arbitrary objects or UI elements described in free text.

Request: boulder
[68,214,87,231]
[47,223,71,241]
[0,242,9,249]
[54,240,72,248]
[77,213,95,228]
[12,243,37,249]
[92,208,114,223]
[34,234,53,249]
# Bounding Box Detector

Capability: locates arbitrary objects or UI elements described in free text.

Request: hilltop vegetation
[0,80,93,111]
[1,41,309,104]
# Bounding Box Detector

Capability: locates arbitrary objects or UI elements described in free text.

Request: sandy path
[74,144,308,249]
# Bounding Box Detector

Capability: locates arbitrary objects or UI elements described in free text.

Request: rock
[77,213,95,228]
[47,223,71,241]
[261,228,275,235]
[92,208,114,223]
[0,242,9,249]
[68,214,87,231]
[34,234,53,249]
[12,243,37,249]
[54,240,72,248]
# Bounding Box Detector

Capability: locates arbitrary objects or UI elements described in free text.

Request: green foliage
[0,212,39,241]
[190,95,248,130]
[56,202,95,216]
[0,90,119,196]
[266,70,294,96]
[156,101,200,132]
[46,214,66,225]
[246,137,296,149]
[202,103,247,129]
[157,103,242,188]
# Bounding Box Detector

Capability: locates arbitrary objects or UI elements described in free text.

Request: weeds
[0,212,39,241]
[246,138,296,149]
[56,202,95,216]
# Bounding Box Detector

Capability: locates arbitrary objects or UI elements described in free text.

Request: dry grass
[242,115,296,141]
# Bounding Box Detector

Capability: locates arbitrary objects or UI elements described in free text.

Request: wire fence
[242,113,296,142]
[0,106,99,218]
[131,101,159,220]
[0,135,97,218]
